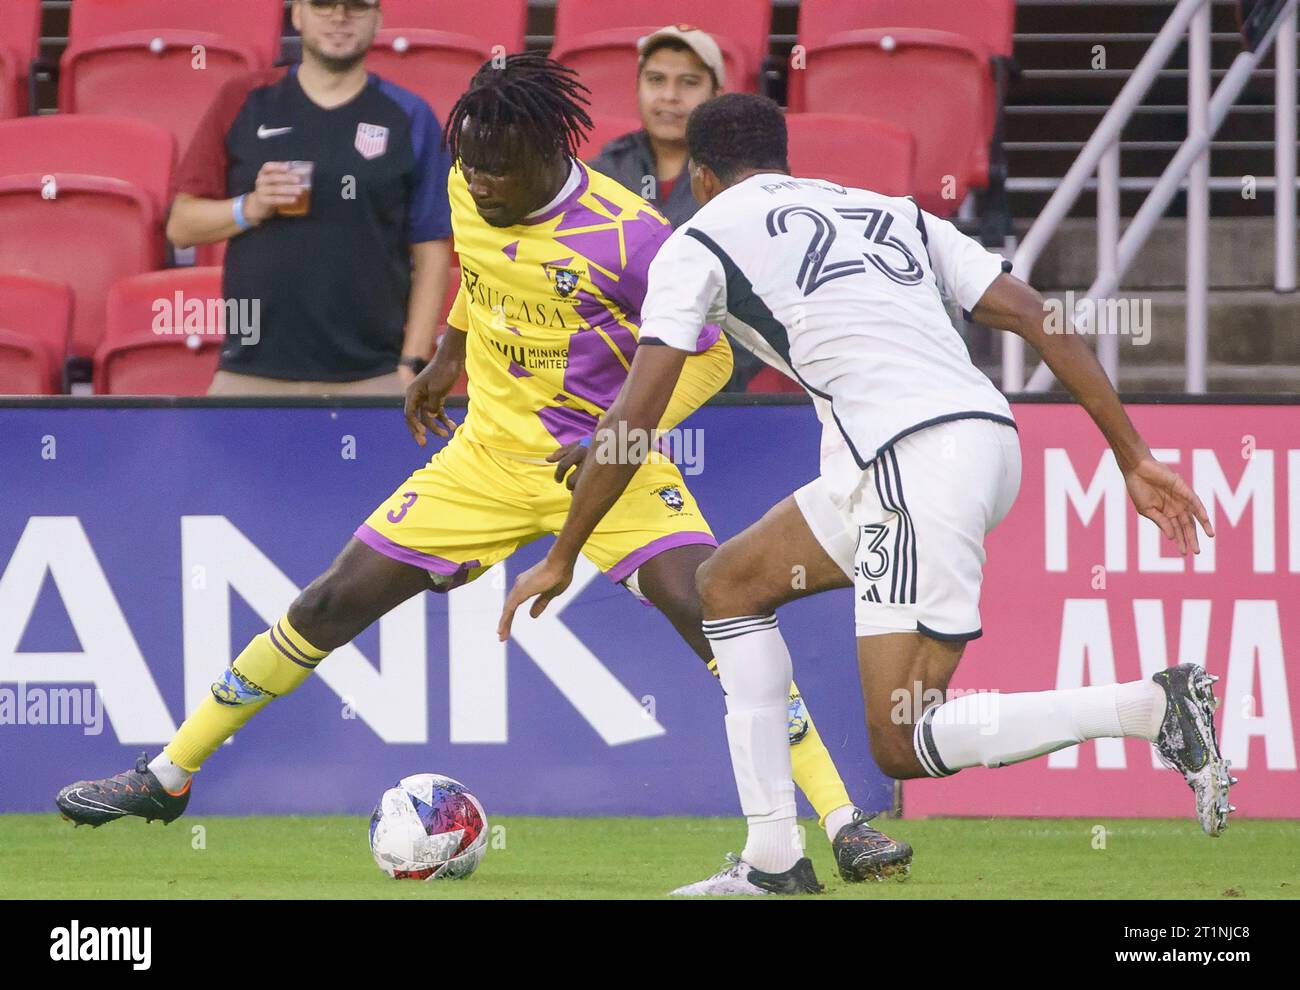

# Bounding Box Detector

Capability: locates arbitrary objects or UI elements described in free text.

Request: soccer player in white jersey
[500,94,1228,896]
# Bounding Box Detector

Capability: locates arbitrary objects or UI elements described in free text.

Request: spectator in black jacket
[588,26,762,389]
[588,25,723,228]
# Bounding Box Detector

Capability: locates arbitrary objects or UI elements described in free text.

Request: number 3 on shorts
[856,521,891,602]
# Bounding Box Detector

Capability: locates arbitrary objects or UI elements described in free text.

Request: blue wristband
[578,435,591,448]
[232,194,252,232]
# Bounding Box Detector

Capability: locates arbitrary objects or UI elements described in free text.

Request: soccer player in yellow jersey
[55,54,908,883]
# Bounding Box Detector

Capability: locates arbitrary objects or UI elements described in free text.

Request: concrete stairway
[978,217,1300,392]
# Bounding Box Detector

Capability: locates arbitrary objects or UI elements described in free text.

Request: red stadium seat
[784,114,915,197]
[0,273,72,395]
[94,269,224,395]
[788,31,991,216]
[380,0,527,50]
[196,240,227,269]
[789,0,1014,216]
[552,1,772,120]
[58,0,284,158]
[577,115,643,163]
[796,0,1013,59]
[0,0,41,118]
[366,1,526,120]
[0,116,175,360]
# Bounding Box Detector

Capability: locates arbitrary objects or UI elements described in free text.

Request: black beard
[307,45,367,74]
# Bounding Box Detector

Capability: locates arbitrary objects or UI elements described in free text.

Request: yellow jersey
[446,159,725,457]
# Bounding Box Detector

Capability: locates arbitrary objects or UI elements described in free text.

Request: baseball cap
[637,25,726,90]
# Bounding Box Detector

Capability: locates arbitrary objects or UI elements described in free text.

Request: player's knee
[696,547,766,617]
[288,572,352,648]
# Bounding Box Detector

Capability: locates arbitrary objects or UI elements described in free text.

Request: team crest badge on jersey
[355,122,389,160]
[553,268,581,298]
[654,485,685,512]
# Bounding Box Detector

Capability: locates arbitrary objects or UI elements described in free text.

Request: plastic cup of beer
[279,161,314,217]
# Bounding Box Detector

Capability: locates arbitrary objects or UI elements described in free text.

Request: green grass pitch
[1,815,1295,899]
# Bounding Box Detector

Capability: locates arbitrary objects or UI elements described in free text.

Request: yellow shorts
[355,436,715,591]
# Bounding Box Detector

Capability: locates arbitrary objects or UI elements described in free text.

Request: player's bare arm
[498,344,689,639]
[548,333,734,491]
[972,272,1213,555]
[403,325,464,446]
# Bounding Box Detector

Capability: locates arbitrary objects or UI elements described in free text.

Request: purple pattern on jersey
[508,361,531,378]
[588,211,673,321]
[563,324,636,409]
[502,240,519,262]
[591,192,623,216]
[553,200,612,232]
[573,290,634,356]
[537,405,600,446]
[554,227,623,272]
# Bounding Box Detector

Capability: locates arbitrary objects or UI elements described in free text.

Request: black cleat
[748,856,825,895]
[670,853,824,896]
[56,752,191,827]
[833,809,913,881]
[1151,664,1234,836]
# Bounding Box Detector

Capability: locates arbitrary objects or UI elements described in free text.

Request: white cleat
[668,853,823,896]
[1151,663,1234,836]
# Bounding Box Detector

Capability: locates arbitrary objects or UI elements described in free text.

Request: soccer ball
[368,773,488,880]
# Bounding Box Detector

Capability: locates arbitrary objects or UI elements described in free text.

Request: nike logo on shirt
[257,125,294,139]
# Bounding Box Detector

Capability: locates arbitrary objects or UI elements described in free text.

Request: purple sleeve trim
[694,324,723,353]
[604,531,717,585]
[354,524,480,584]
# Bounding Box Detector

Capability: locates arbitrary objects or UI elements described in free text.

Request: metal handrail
[1003,0,1298,393]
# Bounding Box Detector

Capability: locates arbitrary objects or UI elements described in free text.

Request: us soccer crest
[654,485,685,512]
[355,122,389,160]
[552,267,581,298]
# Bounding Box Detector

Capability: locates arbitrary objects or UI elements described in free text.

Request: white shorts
[794,418,1022,641]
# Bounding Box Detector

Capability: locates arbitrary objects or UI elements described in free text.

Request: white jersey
[640,173,1015,484]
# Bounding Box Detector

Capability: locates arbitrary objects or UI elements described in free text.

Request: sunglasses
[305,0,377,15]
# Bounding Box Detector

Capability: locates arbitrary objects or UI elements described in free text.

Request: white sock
[1116,679,1168,739]
[148,752,192,792]
[914,679,1168,777]
[824,804,857,842]
[704,614,801,874]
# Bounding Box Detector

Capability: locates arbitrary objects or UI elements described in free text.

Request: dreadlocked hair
[442,52,593,169]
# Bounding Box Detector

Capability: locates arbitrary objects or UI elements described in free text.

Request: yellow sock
[705,658,853,827]
[165,617,328,772]
[788,687,854,828]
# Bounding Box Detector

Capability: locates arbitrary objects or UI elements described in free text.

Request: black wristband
[399,356,428,374]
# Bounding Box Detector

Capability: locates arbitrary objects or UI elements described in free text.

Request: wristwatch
[399,356,428,374]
